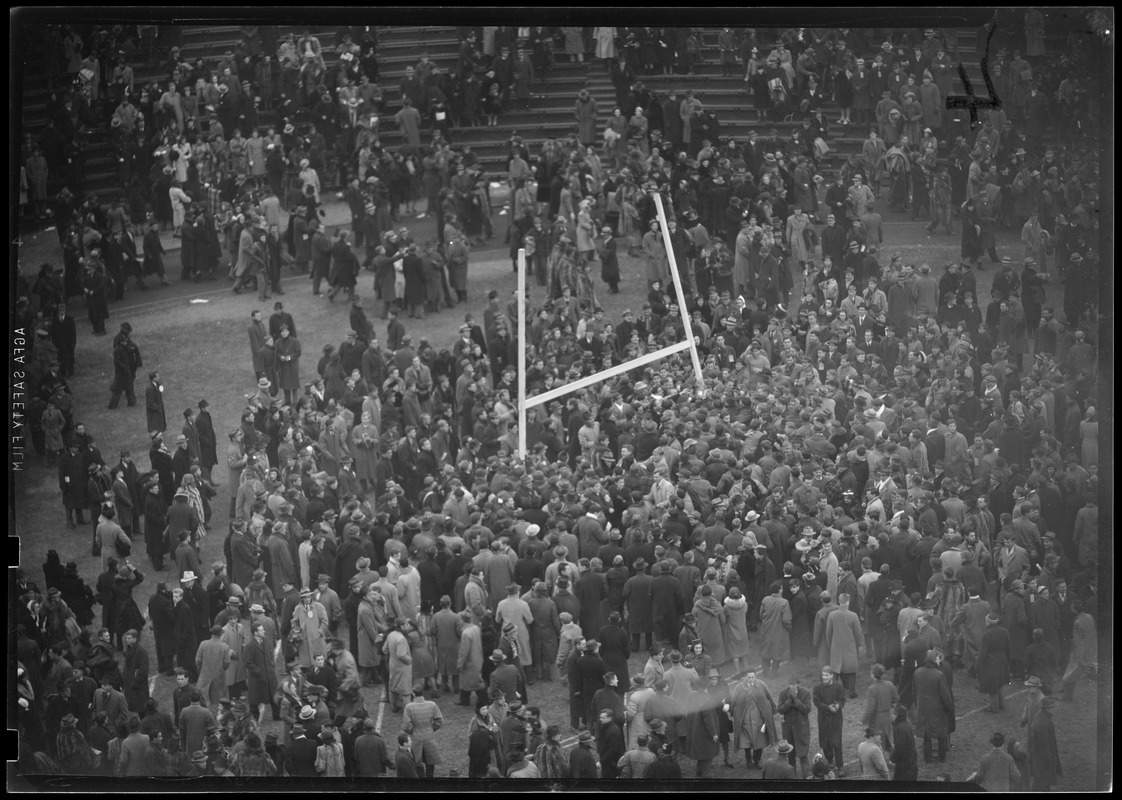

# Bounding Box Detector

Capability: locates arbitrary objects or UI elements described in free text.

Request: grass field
[15,203,1097,783]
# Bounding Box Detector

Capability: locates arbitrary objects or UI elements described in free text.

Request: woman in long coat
[573,91,598,146]
[563,27,586,61]
[722,590,751,670]
[594,27,616,61]
[930,571,967,664]
[404,618,437,690]
[112,564,146,644]
[730,675,778,755]
[693,589,728,667]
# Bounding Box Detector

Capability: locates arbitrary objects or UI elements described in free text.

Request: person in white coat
[396,557,422,621]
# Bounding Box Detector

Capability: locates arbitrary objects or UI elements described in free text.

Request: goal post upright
[653,192,706,389]
[517,248,528,460]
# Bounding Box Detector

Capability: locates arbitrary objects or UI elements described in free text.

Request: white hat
[181,571,198,583]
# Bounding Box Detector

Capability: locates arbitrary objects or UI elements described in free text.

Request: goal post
[516,190,705,458]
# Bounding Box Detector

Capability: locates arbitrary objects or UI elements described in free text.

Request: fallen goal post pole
[524,340,694,412]
[515,190,706,458]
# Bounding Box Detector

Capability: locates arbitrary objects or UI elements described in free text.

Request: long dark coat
[776,684,813,757]
[123,643,151,710]
[174,600,200,677]
[731,680,778,751]
[1027,710,1062,786]
[196,410,218,473]
[112,571,146,639]
[1001,592,1030,663]
[598,236,620,285]
[244,635,279,706]
[402,253,426,307]
[574,571,607,640]
[976,624,1011,694]
[650,573,685,643]
[913,663,955,738]
[788,589,813,659]
[684,690,721,761]
[144,493,167,562]
[149,590,176,664]
[890,716,919,780]
[596,622,631,693]
[274,335,302,391]
[145,383,167,433]
[622,572,654,634]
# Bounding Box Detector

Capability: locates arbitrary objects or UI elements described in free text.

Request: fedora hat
[776,739,794,755]
[489,649,507,663]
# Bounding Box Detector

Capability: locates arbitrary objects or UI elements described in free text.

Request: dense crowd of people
[15,15,1105,786]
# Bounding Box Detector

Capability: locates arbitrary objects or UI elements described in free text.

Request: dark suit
[284,735,320,776]
[394,747,419,777]
[488,663,520,703]
[353,731,392,776]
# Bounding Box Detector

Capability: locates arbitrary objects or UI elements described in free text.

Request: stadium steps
[20,23,1075,201]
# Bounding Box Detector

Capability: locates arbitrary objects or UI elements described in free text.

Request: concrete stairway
[19,24,1075,200]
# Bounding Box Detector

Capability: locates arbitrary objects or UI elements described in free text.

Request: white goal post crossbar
[516,191,705,458]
